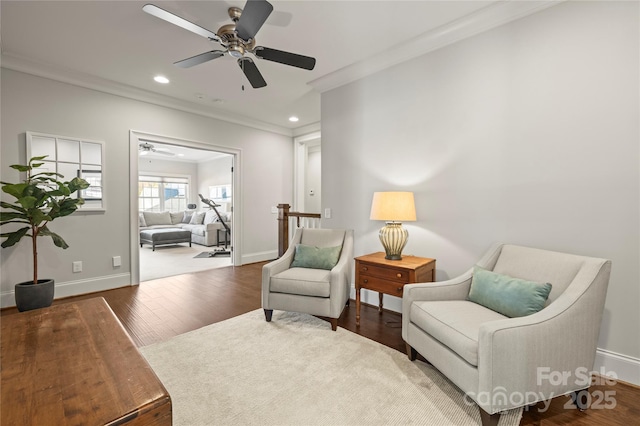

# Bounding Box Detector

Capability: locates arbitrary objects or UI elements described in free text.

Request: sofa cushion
[410,300,507,366]
[469,266,552,318]
[139,213,147,227]
[143,211,171,226]
[290,244,342,270]
[270,268,331,297]
[189,212,205,225]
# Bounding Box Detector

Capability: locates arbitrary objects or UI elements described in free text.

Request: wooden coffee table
[1,297,172,425]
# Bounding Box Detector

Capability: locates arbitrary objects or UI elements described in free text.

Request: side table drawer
[358,263,409,283]
[357,275,404,297]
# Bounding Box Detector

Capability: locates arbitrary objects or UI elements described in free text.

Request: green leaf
[9,164,31,172]
[0,201,26,212]
[40,226,69,249]
[17,196,38,210]
[1,227,30,248]
[0,211,27,222]
[2,183,28,199]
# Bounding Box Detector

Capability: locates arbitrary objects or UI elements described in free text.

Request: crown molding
[309,0,564,93]
[1,52,294,137]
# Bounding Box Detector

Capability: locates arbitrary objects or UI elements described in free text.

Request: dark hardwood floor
[3,262,638,425]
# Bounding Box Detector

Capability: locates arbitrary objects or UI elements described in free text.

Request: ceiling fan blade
[254,47,315,70]
[236,0,274,41]
[238,57,267,88]
[143,4,220,42]
[174,50,226,68]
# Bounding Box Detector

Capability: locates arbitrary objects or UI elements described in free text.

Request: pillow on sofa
[139,213,147,228]
[290,244,342,270]
[204,210,217,225]
[143,211,172,227]
[468,266,552,318]
[170,211,184,225]
[189,212,206,225]
[182,211,194,224]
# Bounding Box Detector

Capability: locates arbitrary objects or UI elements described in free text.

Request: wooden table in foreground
[355,252,436,326]
[1,297,171,426]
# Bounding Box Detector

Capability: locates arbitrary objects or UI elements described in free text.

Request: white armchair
[402,243,611,426]
[262,228,354,331]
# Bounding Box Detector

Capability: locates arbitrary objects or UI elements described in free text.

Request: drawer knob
[363,279,368,284]
[397,287,402,292]
[363,267,368,271]
[396,273,402,278]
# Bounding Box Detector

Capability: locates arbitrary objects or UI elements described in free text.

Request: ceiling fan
[139,142,176,157]
[143,0,316,89]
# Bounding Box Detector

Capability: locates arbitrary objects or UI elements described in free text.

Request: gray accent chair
[262,228,354,331]
[402,243,611,426]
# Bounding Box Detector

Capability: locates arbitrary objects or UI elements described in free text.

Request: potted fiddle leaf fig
[0,156,89,311]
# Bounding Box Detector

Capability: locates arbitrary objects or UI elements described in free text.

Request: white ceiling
[1,1,557,135]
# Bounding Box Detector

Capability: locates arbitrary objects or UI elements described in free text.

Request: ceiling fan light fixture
[228,44,245,58]
[153,75,170,84]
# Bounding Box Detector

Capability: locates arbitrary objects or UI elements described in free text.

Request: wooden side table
[355,252,436,326]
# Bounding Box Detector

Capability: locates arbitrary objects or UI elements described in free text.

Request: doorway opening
[129,131,242,284]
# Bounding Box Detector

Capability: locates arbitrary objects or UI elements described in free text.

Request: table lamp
[370,192,416,260]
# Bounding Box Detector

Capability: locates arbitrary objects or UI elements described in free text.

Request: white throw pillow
[170,211,184,225]
[189,212,206,225]
[203,210,217,225]
[139,213,147,227]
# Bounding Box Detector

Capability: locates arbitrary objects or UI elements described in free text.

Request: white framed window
[26,131,105,211]
[138,175,189,212]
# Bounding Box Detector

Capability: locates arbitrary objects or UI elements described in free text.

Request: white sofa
[139,210,230,247]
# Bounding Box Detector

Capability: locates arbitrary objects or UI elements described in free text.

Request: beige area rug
[139,244,231,282]
[140,310,522,426]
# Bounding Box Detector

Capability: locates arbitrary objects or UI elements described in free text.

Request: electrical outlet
[271,206,278,214]
[112,256,121,267]
[72,261,82,273]
[324,208,332,219]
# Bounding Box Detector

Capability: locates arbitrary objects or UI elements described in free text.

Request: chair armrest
[476,260,611,412]
[401,271,473,340]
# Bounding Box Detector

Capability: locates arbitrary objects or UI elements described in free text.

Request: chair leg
[329,318,338,331]
[571,387,590,411]
[406,343,417,361]
[264,309,273,322]
[479,408,500,426]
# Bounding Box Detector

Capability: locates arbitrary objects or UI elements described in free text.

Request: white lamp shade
[370,192,416,222]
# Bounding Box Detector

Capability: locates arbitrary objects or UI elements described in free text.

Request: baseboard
[0,273,132,309]
[594,348,640,387]
[351,285,640,386]
[241,250,278,265]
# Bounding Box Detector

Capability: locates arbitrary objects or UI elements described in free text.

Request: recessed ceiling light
[154,75,170,84]
[289,116,299,122]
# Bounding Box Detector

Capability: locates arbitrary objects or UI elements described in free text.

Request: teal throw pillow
[290,244,342,270]
[468,266,552,318]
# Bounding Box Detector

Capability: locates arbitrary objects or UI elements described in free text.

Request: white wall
[198,155,233,213]
[321,1,639,382]
[1,69,293,302]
